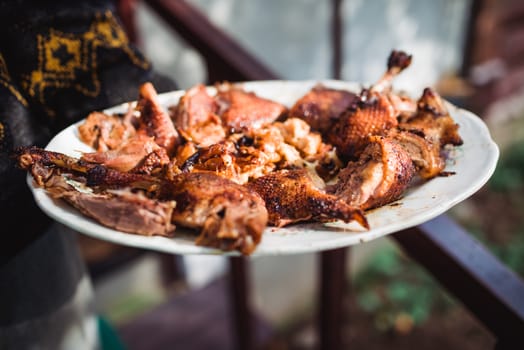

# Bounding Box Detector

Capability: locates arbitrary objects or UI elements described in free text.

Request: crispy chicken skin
[387,128,444,179]
[401,87,463,148]
[168,172,268,255]
[327,51,415,160]
[329,94,399,159]
[136,82,180,154]
[330,136,415,210]
[248,169,368,228]
[216,84,287,132]
[288,85,358,134]
[170,84,226,147]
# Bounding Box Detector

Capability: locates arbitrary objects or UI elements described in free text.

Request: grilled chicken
[52,181,176,237]
[372,50,412,94]
[401,87,463,148]
[328,50,417,160]
[170,84,226,147]
[288,84,358,134]
[216,84,287,132]
[136,82,180,154]
[17,147,175,236]
[78,110,137,152]
[81,134,169,173]
[168,172,268,255]
[16,50,466,256]
[329,94,399,159]
[387,128,444,179]
[248,169,368,228]
[17,146,267,255]
[330,136,415,210]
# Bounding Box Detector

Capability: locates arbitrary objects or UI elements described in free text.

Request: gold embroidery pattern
[0,53,29,106]
[22,11,150,117]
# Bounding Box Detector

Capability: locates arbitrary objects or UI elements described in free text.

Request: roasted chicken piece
[78,110,137,152]
[81,134,169,173]
[387,128,444,179]
[50,179,176,237]
[288,84,358,134]
[181,140,245,183]
[17,146,267,255]
[17,147,175,236]
[136,82,180,154]
[170,84,226,147]
[329,94,399,159]
[248,169,368,228]
[168,172,268,255]
[330,135,415,210]
[182,119,326,185]
[328,51,415,160]
[401,87,463,148]
[216,84,287,132]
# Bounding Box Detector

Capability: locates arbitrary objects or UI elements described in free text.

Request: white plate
[27,80,499,256]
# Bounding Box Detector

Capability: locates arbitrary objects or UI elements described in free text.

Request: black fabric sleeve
[0,0,176,262]
[0,0,177,323]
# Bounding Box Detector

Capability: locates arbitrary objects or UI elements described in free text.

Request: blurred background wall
[136,0,470,95]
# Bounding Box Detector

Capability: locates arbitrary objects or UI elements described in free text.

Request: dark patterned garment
[0,0,176,328]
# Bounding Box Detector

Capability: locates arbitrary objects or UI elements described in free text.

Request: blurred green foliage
[353,243,454,333]
[489,141,524,192]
